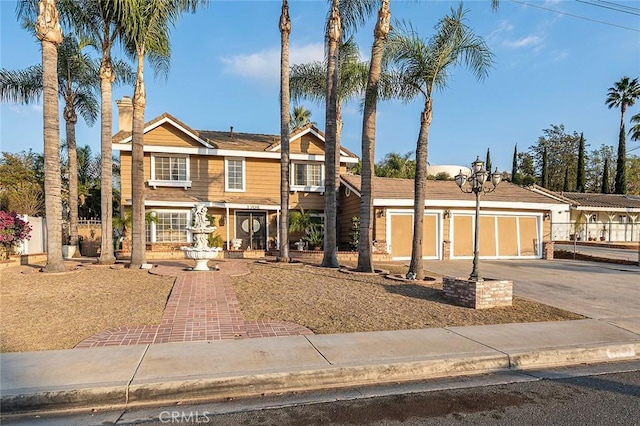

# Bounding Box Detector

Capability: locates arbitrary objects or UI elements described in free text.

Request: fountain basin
[181,247,222,271]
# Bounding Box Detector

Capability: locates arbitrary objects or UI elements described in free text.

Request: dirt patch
[0,261,175,352]
[231,261,584,335]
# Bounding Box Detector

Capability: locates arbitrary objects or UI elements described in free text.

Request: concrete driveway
[423,259,640,331]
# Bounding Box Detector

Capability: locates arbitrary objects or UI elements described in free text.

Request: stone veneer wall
[442,277,513,309]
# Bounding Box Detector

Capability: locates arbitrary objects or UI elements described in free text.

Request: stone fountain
[181,203,222,271]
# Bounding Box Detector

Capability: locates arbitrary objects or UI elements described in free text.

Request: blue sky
[1,0,639,173]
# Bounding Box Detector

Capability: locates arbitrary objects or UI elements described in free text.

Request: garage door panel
[479,216,496,257]
[390,214,413,258]
[453,215,473,257]
[519,217,538,256]
[497,216,518,256]
[422,214,437,257]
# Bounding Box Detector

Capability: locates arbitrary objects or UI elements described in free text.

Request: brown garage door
[390,212,439,259]
[452,214,540,258]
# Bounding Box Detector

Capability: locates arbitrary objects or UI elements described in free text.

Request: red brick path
[75,260,312,348]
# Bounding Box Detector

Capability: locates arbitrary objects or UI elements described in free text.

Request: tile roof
[555,192,640,209]
[341,175,564,205]
[125,187,280,207]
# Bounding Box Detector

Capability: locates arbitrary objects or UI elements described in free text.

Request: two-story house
[112,97,359,254]
[113,97,570,261]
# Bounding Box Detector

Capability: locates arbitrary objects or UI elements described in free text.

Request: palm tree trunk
[98,54,116,264]
[357,0,390,273]
[408,98,432,280]
[321,0,341,269]
[37,0,65,272]
[130,50,147,268]
[64,103,79,248]
[278,0,291,263]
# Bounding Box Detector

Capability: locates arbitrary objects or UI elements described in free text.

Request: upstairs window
[149,155,191,189]
[292,162,323,191]
[225,157,245,192]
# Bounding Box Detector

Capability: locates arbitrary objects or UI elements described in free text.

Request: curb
[3,344,640,416]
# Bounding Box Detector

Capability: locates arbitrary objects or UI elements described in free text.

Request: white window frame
[147,209,192,243]
[290,161,324,192]
[148,154,192,189]
[225,157,246,192]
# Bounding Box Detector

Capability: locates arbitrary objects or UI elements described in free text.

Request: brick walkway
[75,260,312,348]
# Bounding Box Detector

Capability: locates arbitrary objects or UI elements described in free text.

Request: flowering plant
[0,211,31,259]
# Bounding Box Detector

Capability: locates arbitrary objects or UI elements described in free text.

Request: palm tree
[605,76,640,194]
[1,34,131,251]
[290,105,314,131]
[121,0,206,268]
[278,0,291,263]
[386,6,493,280]
[357,0,390,273]
[321,0,342,268]
[1,36,98,251]
[290,37,369,139]
[356,0,497,273]
[629,112,640,142]
[17,0,65,272]
[375,151,415,178]
[66,0,131,265]
[290,34,370,268]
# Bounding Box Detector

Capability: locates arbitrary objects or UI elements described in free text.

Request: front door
[236,212,267,250]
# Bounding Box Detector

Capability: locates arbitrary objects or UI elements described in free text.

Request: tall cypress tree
[563,167,570,192]
[576,132,586,192]
[541,148,549,188]
[614,126,626,194]
[602,157,610,194]
[485,148,492,182]
[511,144,518,184]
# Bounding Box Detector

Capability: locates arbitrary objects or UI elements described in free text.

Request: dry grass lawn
[232,261,584,334]
[0,261,174,353]
[0,259,583,353]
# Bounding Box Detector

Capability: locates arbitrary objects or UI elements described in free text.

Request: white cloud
[7,103,42,114]
[220,42,324,82]
[502,35,544,49]
[487,20,514,42]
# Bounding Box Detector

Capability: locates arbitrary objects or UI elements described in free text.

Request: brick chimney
[115,96,133,132]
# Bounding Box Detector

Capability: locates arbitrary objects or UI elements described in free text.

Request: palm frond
[0,66,43,104]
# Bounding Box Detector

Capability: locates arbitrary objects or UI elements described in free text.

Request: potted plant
[113,209,158,251]
[304,223,324,250]
[208,233,224,249]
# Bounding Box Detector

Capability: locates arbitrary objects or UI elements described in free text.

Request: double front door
[236,212,267,250]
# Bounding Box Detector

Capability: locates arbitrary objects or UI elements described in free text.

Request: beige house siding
[291,134,325,155]
[146,123,202,147]
[338,187,361,249]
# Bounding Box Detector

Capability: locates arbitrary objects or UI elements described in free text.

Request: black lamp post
[455,156,502,282]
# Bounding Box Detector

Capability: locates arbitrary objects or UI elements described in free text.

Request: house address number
[246,205,260,209]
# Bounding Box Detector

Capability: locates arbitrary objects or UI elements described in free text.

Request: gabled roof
[113,113,215,148]
[340,175,565,205]
[113,113,359,159]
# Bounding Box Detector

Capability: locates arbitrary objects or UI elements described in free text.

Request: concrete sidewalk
[2,318,639,416]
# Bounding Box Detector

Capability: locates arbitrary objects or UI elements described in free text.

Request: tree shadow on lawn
[382,283,450,304]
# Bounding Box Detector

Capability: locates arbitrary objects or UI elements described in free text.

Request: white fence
[551,221,640,243]
[16,215,46,255]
